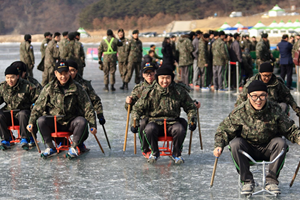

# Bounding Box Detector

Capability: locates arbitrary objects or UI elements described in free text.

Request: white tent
[268,20,278,27]
[278,20,285,27]
[219,22,231,30]
[77,27,90,38]
[249,21,266,37]
[284,20,293,27]
[293,19,300,27]
[234,22,244,28]
[268,4,285,17]
[253,21,266,28]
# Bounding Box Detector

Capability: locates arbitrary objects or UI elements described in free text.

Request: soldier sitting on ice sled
[130,66,197,164]
[235,62,300,116]
[27,60,97,158]
[214,80,300,195]
[0,65,40,150]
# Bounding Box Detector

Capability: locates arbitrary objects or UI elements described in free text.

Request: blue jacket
[277,40,293,65]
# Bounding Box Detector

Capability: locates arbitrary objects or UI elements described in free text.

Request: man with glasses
[235,62,300,116]
[214,80,300,195]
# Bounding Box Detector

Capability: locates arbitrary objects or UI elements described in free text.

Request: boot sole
[41,152,58,159]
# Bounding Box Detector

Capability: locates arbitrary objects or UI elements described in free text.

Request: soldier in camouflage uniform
[123,30,143,89]
[68,59,106,126]
[62,33,84,77]
[241,46,253,83]
[256,34,273,70]
[292,36,300,58]
[0,66,40,150]
[131,66,197,164]
[27,61,97,158]
[117,29,129,90]
[197,33,210,89]
[177,35,194,86]
[37,32,51,72]
[75,32,86,76]
[250,36,257,51]
[241,34,251,54]
[59,31,69,60]
[42,32,61,86]
[20,34,35,77]
[98,29,123,91]
[125,63,156,158]
[235,62,300,116]
[214,80,300,195]
[12,61,42,90]
[212,31,230,91]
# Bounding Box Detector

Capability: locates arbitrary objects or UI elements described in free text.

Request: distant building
[268,4,285,17]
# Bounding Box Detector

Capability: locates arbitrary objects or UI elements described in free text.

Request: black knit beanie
[259,62,273,73]
[248,80,267,94]
[155,66,174,82]
[5,66,19,76]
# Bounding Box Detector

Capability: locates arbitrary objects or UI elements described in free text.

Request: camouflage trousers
[42,65,55,86]
[118,62,126,81]
[26,64,34,77]
[103,62,116,85]
[124,62,141,84]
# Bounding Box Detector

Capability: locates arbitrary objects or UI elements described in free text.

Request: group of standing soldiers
[19,31,86,86]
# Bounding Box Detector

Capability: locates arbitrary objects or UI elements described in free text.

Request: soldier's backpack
[293,47,300,65]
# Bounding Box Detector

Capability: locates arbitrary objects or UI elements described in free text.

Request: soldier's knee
[37,116,47,127]
[271,137,288,150]
[229,137,245,150]
[144,122,157,136]
[73,116,87,127]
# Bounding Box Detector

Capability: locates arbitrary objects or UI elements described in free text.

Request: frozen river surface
[0,43,300,199]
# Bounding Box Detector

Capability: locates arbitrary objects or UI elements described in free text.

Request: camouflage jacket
[20,41,35,66]
[292,40,300,58]
[240,39,251,54]
[198,38,209,68]
[40,38,49,58]
[127,38,143,63]
[215,100,300,148]
[59,38,69,60]
[74,74,103,115]
[177,37,194,66]
[0,78,40,111]
[28,78,96,128]
[212,38,229,66]
[235,74,298,111]
[125,80,156,112]
[45,40,60,68]
[256,39,271,61]
[98,36,122,63]
[117,37,129,62]
[27,76,43,90]
[63,40,83,67]
[131,82,196,126]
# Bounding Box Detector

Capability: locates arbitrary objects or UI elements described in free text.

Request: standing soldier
[37,32,51,72]
[256,33,273,71]
[63,33,83,76]
[250,36,257,51]
[212,31,229,91]
[59,31,69,60]
[292,33,300,58]
[20,34,35,77]
[198,33,210,89]
[98,29,122,91]
[75,32,86,76]
[123,30,143,89]
[170,35,179,64]
[192,30,202,88]
[243,34,252,54]
[177,34,194,86]
[117,29,129,90]
[42,32,61,86]
[230,33,243,88]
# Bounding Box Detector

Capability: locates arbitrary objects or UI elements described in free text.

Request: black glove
[131,126,138,133]
[189,118,197,131]
[97,114,106,125]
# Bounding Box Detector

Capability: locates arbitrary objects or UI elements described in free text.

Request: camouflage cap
[142,63,155,73]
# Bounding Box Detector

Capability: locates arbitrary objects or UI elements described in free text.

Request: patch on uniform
[44,44,47,47]
[56,45,59,48]
[30,46,33,49]
[126,42,128,44]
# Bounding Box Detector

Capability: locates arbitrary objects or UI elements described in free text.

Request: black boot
[103,84,109,92]
[120,82,125,90]
[111,84,116,91]
[124,83,128,90]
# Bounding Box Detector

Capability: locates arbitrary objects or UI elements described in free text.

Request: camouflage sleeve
[214,112,242,148]
[279,81,298,110]
[28,87,49,125]
[77,85,97,128]
[235,83,249,106]
[292,42,298,58]
[61,45,69,59]
[256,43,262,60]
[130,89,151,127]
[125,84,142,111]
[80,44,85,64]
[29,45,35,64]
[29,84,40,107]
[180,90,197,124]
[98,42,103,61]
[86,81,103,115]
[279,113,300,144]
[187,40,194,53]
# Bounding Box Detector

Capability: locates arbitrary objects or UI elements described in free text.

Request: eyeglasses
[249,94,267,101]
[143,71,154,76]
[260,74,272,79]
